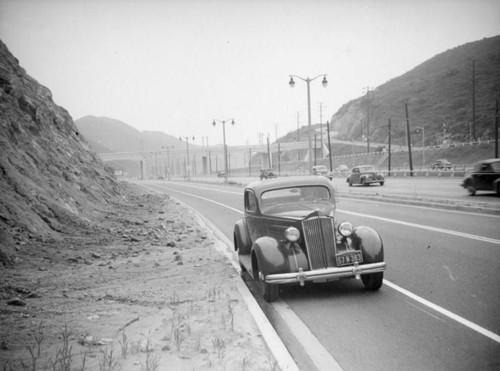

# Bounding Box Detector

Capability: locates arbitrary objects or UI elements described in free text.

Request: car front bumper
[264,262,386,285]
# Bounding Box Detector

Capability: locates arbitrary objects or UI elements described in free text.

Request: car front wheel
[380,181,384,186]
[361,272,383,290]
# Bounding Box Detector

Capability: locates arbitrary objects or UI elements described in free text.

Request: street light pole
[212,118,235,183]
[289,74,328,175]
[179,136,194,180]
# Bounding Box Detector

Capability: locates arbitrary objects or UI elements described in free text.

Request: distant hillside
[329,35,500,148]
[75,116,196,153]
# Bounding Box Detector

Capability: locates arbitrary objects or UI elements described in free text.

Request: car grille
[302,216,337,269]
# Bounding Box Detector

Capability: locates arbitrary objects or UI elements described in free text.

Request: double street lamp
[212,118,235,182]
[289,74,328,174]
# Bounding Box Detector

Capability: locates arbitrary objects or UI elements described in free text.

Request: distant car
[431,159,452,170]
[312,165,332,180]
[233,176,386,302]
[461,158,500,196]
[336,164,349,174]
[217,170,226,178]
[260,168,277,180]
[347,165,385,186]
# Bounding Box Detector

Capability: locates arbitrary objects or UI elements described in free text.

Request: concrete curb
[187,201,300,371]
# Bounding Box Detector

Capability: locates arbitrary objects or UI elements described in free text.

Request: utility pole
[405,103,414,176]
[495,98,499,158]
[319,102,324,152]
[248,147,252,177]
[314,133,317,166]
[472,59,476,140]
[388,118,392,176]
[327,121,333,172]
[266,135,271,168]
[366,87,371,153]
[296,112,300,142]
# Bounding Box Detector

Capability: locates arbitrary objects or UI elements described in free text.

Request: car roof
[246,176,333,195]
[475,158,500,165]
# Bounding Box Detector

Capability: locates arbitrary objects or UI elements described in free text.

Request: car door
[351,168,360,183]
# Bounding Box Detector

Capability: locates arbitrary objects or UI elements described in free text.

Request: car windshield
[260,185,332,213]
[358,166,377,172]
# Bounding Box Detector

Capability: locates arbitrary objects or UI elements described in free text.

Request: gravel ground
[0,183,274,371]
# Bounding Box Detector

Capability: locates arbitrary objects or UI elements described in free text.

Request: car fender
[233,219,251,255]
[349,226,384,263]
[251,237,309,276]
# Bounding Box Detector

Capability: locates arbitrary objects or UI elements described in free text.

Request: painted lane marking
[338,195,500,218]
[337,209,500,245]
[146,185,243,213]
[146,185,500,345]
[273,300,343,371]
[385,280,500,344]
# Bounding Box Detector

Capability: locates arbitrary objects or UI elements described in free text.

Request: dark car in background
[347,165,385,186]
[233,176,386,302]
[260,168,277,180]
[461,158,500,196]
[431,159,452,170]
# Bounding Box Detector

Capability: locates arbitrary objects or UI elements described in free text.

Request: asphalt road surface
[136,178,500,371]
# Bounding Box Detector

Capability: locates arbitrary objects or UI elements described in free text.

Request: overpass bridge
[97,139,406,179]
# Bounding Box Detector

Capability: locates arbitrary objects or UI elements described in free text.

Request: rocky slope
[0,40,121,264]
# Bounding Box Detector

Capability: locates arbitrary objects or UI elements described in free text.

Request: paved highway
[135,178,500,370]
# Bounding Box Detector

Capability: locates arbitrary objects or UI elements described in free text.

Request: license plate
[336,250,363,266]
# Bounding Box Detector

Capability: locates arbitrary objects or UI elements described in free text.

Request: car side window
[245,190,257,213]
[480,164,490,171]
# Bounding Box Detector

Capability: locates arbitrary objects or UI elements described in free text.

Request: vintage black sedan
[461,158,500,196]
[233,176,386,302]
[347,165,385,186]
[260,168,277,180]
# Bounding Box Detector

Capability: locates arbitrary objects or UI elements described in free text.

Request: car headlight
[338,222,353,237]
[285,227,301,242]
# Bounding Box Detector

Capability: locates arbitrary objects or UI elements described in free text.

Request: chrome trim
[264,262,386,285]
[302,216,336,269]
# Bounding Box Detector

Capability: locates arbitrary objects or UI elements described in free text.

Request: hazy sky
[1,0,499,146]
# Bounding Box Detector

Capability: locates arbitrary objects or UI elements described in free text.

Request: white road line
[147,185,243,213]
[146,184,500,346]
[273,300,343,371]
[384,280,500,344]
[339,196,500,218]
[337,209,500,245]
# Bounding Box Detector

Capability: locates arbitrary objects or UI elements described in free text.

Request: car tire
[257,272,279,302]
[467,186,476,196]
[362,272,383,290]
[348,178,352,187]
[380,181,384,186]
[361,178,368,186]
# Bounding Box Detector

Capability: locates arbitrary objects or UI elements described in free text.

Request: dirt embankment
[0,183,273,371]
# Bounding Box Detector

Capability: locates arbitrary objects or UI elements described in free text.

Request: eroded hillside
[0,40,121,264]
